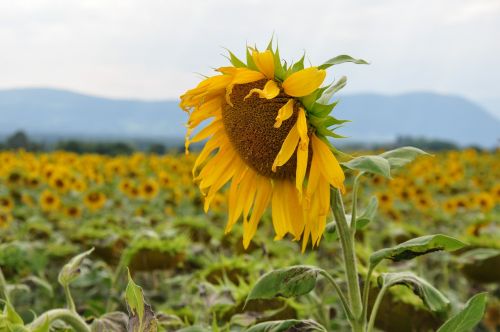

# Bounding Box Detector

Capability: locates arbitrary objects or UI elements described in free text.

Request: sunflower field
[0,148,499,331]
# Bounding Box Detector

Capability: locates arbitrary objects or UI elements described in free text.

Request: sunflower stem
[28,309,90,332]
[350,172,363,236]
[331,188,364,329]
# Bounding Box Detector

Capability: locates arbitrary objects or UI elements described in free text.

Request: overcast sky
[1,0,499,116]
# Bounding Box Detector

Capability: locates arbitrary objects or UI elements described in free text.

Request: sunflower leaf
[318,54,369,70]
[378,272,450,313]
[356,196,378,229]
[316,76,347,105]
[246,319,327,332]
[342,155,391,178]
[245,266,321,305]
[379,146,430,169]
[370,234,467,267]
[58,247,94,287]
[437,293,488,332]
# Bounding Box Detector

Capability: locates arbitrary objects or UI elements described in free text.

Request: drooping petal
[225,68,265,105]
[272,122,299,172]
[311,135,345,192]
[295,108,309,196]
[274,99,294,128]
[282,67,326,97]
[243,175,272,248]
[244,80,280,100]
[252,50,275,79]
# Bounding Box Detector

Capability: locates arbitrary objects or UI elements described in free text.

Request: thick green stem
[367,286,388,332]
[28,309,90,332]
[361,265,374,325]
[63,284,76,312]
[319,270,354,321]
[331,188,364,324]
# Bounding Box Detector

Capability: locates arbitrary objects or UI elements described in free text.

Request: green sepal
[310,101,339,118]
[227,50,246,68]
[245,47,257,70]
[318,54,369,70]
[273,45,286,81]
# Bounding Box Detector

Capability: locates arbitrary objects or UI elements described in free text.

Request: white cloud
[0,0,498,112]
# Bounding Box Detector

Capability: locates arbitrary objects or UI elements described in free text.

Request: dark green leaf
[318,54,368,70]
[246,319,327,332]
[437,293,488,332]
[370,234,467,267]
[342,155,391,178]
[379,146,429,169]
[378,272,450,313]
[246,266,320,304]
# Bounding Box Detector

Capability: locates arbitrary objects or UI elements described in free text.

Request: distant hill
[0,88,498,147]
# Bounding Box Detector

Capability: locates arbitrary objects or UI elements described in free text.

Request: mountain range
[0,88,498,147]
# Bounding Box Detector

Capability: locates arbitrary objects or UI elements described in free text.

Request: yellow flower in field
[50,174,70,193]
[64,205,82,218]
[377,192,393,210]
[118,179,133,194]
[84,192,107,211]
[180,42,366,250]
[0,196,14,212]
[491,184,500,203]
[0,211,12,228]
[442,199,457,215]
[474,192,494,212]
[39,190,60,212]
[140,179,160,200]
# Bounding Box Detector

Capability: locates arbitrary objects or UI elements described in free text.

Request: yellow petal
[282,67,326,97]
[274,99,294,128]
[311,135,345,192]
[243,176,272,249]
[244,80,280,100]
[272,122,299,172]
[225,68,265,106]
[252,50,275,79]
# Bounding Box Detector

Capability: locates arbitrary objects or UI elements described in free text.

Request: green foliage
[370,234,467,267]
[342,155,392,178]
[318,55,369,70]
[58,248,95,287]
[246,319,327,332]
[379,146,429,169]
[246,266,320,304]
[125,269,146,332]
[378,272,450,313]
[437,293,488,332]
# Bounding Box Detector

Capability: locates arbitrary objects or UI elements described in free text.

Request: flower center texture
[222,79,301,179]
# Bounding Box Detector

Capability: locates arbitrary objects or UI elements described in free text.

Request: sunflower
[180,41,366,250]
[39,190,60,212]
[0,196,14,212]
[84,191,107,211]
[140,178,160,200]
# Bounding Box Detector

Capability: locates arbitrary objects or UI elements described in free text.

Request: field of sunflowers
[0,148,498,331]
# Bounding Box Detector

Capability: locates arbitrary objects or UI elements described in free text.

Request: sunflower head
[180,41,367,251]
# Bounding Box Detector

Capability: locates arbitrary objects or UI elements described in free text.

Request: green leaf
[342,155,391,178]
[370,234,467,267]
[3,301,23,325]
[58,247,94,286]
[273,46,285,80]
[290,53,305,73]
[246,319,327,332]
[356,196,378,229]
[318,54,369,70]
[316,76,347,105]
[246,266,320,305]
[125,269,145,332]
[437,293,488,332]
[31,316,50,332]
[378,272,450,313]
[379,146,429,169]
[246,48,257,70]
[310,101,338,118]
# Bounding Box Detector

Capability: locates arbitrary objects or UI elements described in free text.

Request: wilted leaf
[246,319,327,332]
[58,247,94,286]
[316,76,347,104]
[437,293,488,332]
[342,155,391,178]
[128,303,157,332]
[91,312,128,332]
[125,268,157,332]
[318,54,368,70]
[378,272,450,313]
[379,146,429,169]
[370,234,466,267]
[246,266,320,305]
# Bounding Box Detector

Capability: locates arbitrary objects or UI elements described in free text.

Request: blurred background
[1,0,499,152]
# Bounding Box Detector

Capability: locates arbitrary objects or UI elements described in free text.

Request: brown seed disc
[222,79,309,179]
